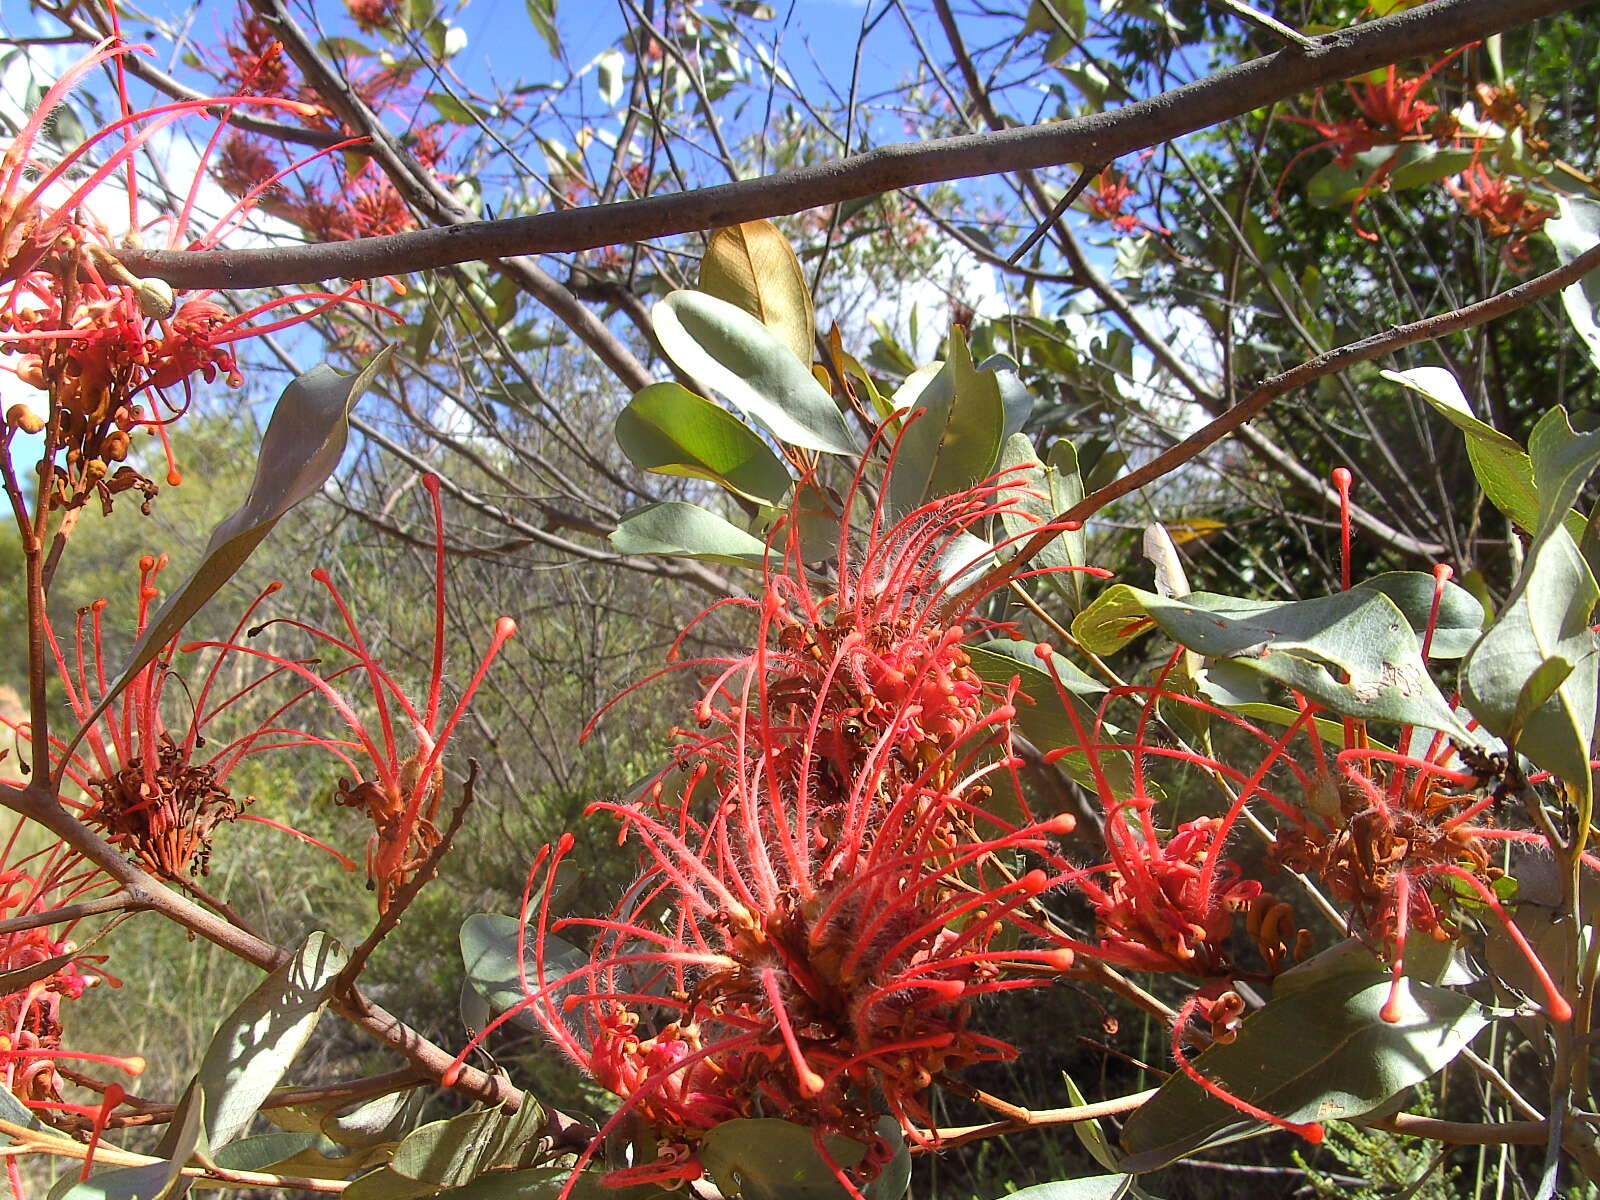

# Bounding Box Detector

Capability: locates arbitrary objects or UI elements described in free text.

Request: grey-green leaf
[1545,195,1600,371]
[345,1103,547,1200]
[91,348,392,736]
[460,913,586,1035]
[610,502,770,566]
[1137,588,1471,739]
[615,382,791,505]
[199,931,347,1149]
[58,1085,205,1200]
[209,1132,320,1173]
[1119,975,1485,1173]
[998,435,1087,610]
[1353,572,1485,659]
[886,327,1004,515]
[698,1118,865,1200]
[1000,1178,1135,1200]
[1385,368,1587,545]
[652,292,855,455]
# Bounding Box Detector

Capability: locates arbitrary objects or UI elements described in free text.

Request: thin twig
[0,893,138,936]
[949,237,1600,613]
[1212,0,1319,51]
[922,1087,1156,1149]
[1007,161,1105,265]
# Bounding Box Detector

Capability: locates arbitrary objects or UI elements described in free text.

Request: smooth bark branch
[120,0,1587,289]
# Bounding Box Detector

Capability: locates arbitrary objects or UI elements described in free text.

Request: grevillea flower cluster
[0,556,354,881]
[0,35,388,515]
[450,452,1104,1190]
[0,838,142,1130]
[184,476,516,911]
[1278,54,1557,254]
[207,6,450,244]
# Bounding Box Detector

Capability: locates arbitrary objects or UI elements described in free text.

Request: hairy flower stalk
[447,451,1104,1190]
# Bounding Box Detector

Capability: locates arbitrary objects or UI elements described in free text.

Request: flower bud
[134,278,176,319]
[6,404,44,434]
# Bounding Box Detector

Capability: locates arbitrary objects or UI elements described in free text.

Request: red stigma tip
[166,468,182,487]
[494,616,517,639]
[1034,643,1053,659]
[1331,467,1352,492]
[1433,564,1453,582]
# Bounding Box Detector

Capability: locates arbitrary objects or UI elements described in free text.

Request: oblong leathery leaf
[616,382,791,505]
[209,1132,320,1173]
[998,434,1087,611]
[1136,588,1471,740]
[1002,1178,1135,1200]
[698,1118,865,1200]
[1386,367,1588,545]
[698,220,816,365]
[1118,974,1485,1173]
[610,502,770,566]
[460,913,586,1035]
[886,327,1004,515]
[653,292,854,455]
[76,348,392,750]
[1545,195,1600,371]
[198,931,347,1149]
[57,1084,204,1200]
[1353,572,1484,659]
[1463,408,1600,804]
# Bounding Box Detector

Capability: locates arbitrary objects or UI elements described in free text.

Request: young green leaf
[615,382,791,505]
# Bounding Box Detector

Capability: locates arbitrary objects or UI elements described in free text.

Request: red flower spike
[460,441,1097,1191]
[0,560,348,880]
[186,477,515,910]
[0,837,125,1115]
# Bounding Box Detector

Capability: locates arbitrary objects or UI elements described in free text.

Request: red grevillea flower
[1445,165,1554,267]
[1033,645,1313,978]
[0,838,144,1127]
[448,447,1107,1192]
[0,557,354,880]
[0,35,391,511]
[1275,58,1463,239]
[184,477,515,911]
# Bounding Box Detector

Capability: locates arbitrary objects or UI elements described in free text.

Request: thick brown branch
[119,0,1588,289]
